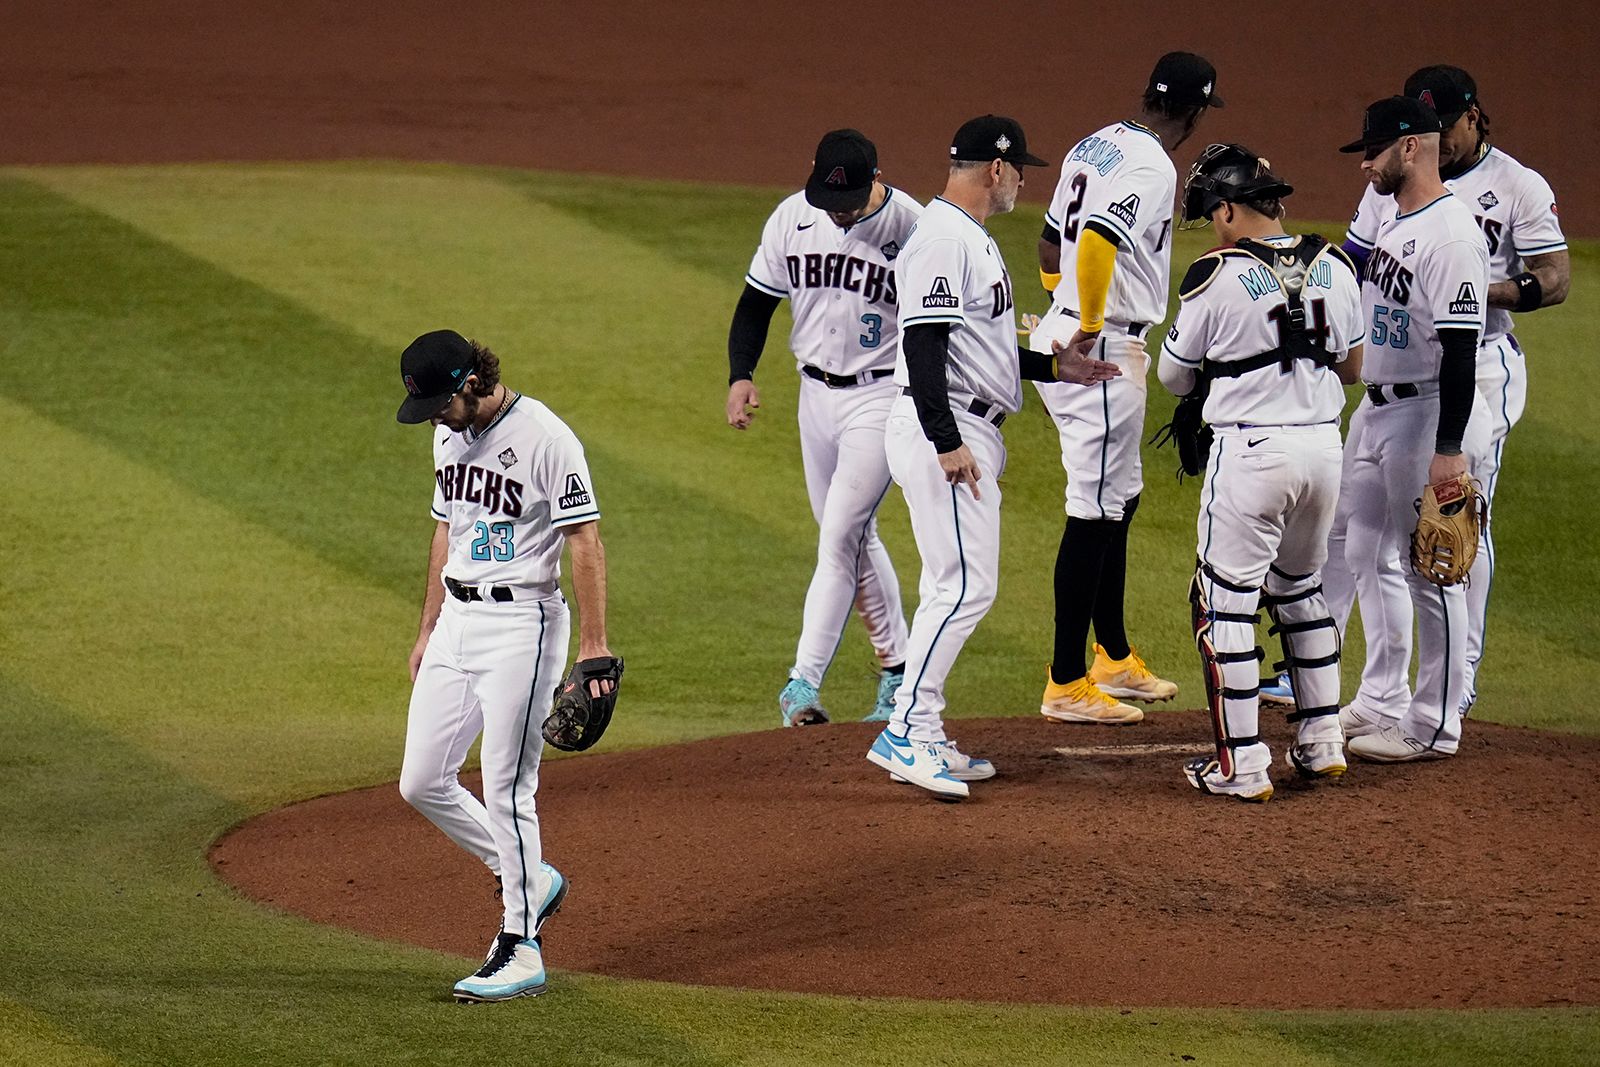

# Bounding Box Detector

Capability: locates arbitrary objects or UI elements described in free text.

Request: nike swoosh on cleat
[888,745,917,767]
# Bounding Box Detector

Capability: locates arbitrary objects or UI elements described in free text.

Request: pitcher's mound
[211,712,1600,1008]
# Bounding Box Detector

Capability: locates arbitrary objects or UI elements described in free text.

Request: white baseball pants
[400,591,569,937]
[1195,424,1345,776]
[1464,335,1527,703]
[791,375,908,686]
[1030,307,1150,521]
[1328,389,1489,750]
[883,394,1006,742]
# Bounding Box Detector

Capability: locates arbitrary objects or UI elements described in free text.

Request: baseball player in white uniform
[866,115,1119,800]
[1283,68,1569,719]
[1030,53,1222,724]
[395,330,615,1002]
[1328,98,1492,762]
[726,130,920,727]
[1158,145,1365,801]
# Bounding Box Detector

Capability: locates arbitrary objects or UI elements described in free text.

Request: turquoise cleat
[778,677,829,727]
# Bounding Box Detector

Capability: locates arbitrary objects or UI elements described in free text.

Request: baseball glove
[1410,475,1488,587]
[1149,388,1213,482]
[542,656,623,752]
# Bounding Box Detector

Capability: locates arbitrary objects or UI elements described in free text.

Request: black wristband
[1511,271,1543,313]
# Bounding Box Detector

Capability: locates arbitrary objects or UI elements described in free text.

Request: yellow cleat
[1088,643,1178,703]
[1040,673,1143,724]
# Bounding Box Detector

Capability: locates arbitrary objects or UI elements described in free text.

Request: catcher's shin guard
[1262,564,1342,745]
[1190,563,1266,778]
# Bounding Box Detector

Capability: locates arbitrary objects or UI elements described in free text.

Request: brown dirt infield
[211,711,1600,1009]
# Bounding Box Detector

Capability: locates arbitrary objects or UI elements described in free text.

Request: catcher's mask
[1181,143,1295,228]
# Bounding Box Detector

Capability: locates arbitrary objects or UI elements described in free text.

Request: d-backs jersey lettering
[894,196,1022,414]
[1162,236,1363,426]
[430,395,600,587]
[1346,147,1564,343]
[1046,121,1178,327]
[745,188,924,377]
[1358,194,1490,385]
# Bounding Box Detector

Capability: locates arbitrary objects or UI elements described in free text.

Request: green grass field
[1,162,1596,1065]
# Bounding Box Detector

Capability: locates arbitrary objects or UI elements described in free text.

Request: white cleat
[867,729,968,801]
[1183,757,1273,803]
[1337,704,1390,740]
[1347,726,1456,764]
[453,933,547,1003]
[891,739,995,783]
[1287,742,1347,779]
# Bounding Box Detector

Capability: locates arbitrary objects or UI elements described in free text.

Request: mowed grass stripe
[0,165,1595,1063]
[26,163,1600,730]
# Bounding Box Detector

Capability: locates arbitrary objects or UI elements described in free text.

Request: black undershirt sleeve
[1018,345,1056,381]
[727,284,783,385]
[1435,327,1479,455]
[903,323,962,453]
[1040,221,1061,246]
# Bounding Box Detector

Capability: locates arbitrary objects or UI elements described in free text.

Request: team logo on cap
[1419,89,1436,108]
[404,374,421,396]
[826,166,848,186]
[1478,191,1499,209]
[996,134,1012,153]
[1203,81,1213,96]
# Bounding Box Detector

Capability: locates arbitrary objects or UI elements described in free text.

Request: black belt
[1365,382,1420,406]
[1059,306,1148,339]
[802,366,894,389]
[445,576,515,603]
[900,387,1006,428]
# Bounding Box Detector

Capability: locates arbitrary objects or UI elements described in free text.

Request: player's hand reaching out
[938,443,983,500]
[1051,337,1122,386]
[726,381,761,429]
[1428,451,1469,487]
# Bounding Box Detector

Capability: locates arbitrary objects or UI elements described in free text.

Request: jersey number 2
[471,520,515,561]
[1061,173,1088,241]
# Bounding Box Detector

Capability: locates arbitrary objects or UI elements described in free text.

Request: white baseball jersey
[894,196,1022,413]
[1045,120,1177,327]
[745,188,924,377]
[1161,236,1364,426]
[1345,147,1565,344]
[1357,194,1489,385]
[430,394,600,587]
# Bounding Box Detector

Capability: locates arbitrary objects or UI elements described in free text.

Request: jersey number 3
[470,520,515,561]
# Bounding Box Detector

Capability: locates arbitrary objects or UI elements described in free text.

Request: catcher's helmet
[1181,143,1294,226]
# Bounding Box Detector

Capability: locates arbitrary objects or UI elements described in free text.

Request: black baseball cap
[949,115,1048,167]
[397,329,478,424]
[1339,96,1443,154]
[1146,52,1225,109]
[1405,65,1479,127]
[805,129,878,211]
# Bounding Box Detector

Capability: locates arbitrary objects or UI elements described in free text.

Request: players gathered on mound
[719,53,1568,803]
[394,47,1570,1006]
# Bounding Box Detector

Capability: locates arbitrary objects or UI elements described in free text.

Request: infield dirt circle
[213,711,1600,1009]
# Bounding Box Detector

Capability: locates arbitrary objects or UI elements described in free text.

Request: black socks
[1050,495,1140,684]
